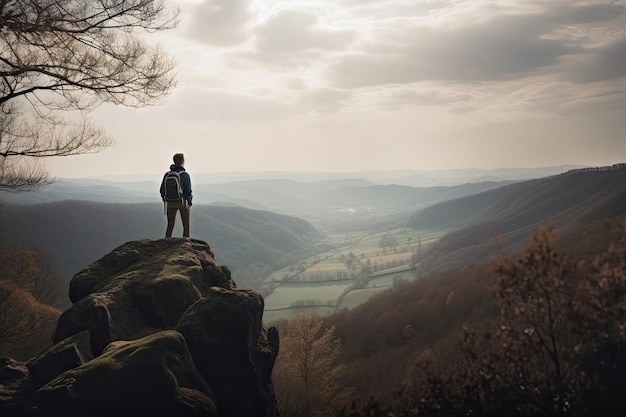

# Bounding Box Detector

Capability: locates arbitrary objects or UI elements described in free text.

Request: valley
[1,164,623,322]
[261,163,626,322]
[262,227,447,323]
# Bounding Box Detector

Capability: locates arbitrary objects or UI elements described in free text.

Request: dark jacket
[160,164,193,206]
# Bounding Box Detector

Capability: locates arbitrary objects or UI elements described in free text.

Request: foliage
[379,233,398,253]
[0,0,179,190]
[0,241,66,307]
[343,218,626,416]
[0,242,62,359]
[273,313,355,417]
[324,261,496,397]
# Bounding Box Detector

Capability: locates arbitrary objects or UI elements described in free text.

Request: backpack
[162,170,183,202]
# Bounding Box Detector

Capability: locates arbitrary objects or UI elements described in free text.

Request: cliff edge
[0,238,279,417]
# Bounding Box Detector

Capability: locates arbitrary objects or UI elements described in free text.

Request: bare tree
[0,279,60,360]
[0,0,180,190]
[273,313,355,417]
[0,241,67,306]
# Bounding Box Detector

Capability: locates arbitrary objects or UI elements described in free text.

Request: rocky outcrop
[177,288,279,417]
[0,238,279,417]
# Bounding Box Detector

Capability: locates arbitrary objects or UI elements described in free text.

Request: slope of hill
[319,181,512,211]
[0,202,323,302]
[321,164,626,400]
[324,214,626,402]
[391,165,582,186]
[407,164,626,277]
[0,180,157,204]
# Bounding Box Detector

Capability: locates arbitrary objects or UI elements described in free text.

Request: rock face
[0,238,280,417]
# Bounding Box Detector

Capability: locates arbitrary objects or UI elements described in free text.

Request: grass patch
[262,227,448,321]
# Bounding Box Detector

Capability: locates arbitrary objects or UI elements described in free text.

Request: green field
[262,227,447,323]
[264,281,354,309]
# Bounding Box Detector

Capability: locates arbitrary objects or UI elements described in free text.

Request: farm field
[262,226,448,324]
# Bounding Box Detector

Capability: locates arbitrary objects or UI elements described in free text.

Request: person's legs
[180,207,190,237]
[166,206,178,237]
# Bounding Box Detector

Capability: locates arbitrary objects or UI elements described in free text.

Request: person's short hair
[173,153,185,165]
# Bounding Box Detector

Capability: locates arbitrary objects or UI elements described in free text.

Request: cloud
[552,1,625,25]
[176,0,625,122]
[324,2,625,88]
[378,87,474,109]
[221,8,357,72]
[573,37,626,82]
[184,0,254,46]
[143,84,354,122]
[336,0,455,17]
[255,9,356,55]
[522,80,626,117]
[283,76,307,91]
[45,1,626,178]
[295,88,352,113]
[157,87,293,121]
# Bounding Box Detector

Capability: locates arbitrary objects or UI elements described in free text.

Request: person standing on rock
[160,153,193,237]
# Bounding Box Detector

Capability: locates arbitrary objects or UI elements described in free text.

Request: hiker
[160,153,193,237]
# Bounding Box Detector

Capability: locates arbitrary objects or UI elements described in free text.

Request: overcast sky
[48,0,626,178]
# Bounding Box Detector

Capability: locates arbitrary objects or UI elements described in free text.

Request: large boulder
[176,287,279,417]
[55,238,235,356]
[0,238,279,417]
[26,330,216,417]
[27,330,93,389]
[0,358,30,413]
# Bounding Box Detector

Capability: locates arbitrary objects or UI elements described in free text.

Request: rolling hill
[406,164,626,278]
[0,202,323,303]
[319,164,626,400]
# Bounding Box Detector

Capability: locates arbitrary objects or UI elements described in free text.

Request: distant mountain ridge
[1,165,577,206]
[0,177,518,229]
[78,165,583,186]
[409,163,626,276]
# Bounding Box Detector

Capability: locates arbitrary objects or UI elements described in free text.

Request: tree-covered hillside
[408,164,626,277]
[0,202,324,302]
[326,215,626,417]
